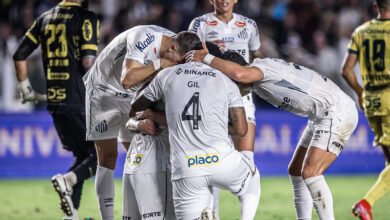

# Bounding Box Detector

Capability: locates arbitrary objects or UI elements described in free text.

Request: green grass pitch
[1,176,389,220]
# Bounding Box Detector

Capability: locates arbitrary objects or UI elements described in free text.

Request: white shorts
[172,158,253,220]
[297,100,359,156]
[242,93,256,125]
[86,88,134,142]
[122,171,176,220]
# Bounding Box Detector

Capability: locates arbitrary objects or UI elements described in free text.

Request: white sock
[289,175,313,220]
[239,167,261,220]
[64,171,77,188]
[96,166,115,220]
[211,187,220,220]
[304,175,334,220]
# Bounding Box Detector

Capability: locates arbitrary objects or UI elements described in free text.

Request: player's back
[348,19,390,88]
[146,62,243,180]
[251,58,353,119]
[28,1,98,112]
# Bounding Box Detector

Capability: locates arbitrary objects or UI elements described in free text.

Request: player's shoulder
[353,19,378,34]
[189,14,209,32]
[235,14,258,28]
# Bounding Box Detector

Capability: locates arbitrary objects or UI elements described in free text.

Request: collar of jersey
[211,12,237,25]
[59,1,81,7]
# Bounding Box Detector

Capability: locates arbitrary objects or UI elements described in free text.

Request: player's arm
[13,20,46,103]
[121,58,175,89]
[228,107,247,137]
[126,115,160,136]
[187,42,263,83]
[80,12,99,71]
[136,109,167,126]
[340,53,363,108]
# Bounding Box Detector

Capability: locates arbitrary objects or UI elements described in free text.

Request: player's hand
[135,109,154,120]
[160,58,176,69]
[18,79,47,104]
[138,119,160,136]
[212,39,225,52]
[185,41,209,63]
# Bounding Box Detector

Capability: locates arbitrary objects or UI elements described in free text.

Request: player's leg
[303,106,358,220]
[95,138,118,220]
[172,176,212,220]
[353,114,390,219]
[288,122,314,220]
[122,173,141,220]
[301,146,336,220]
[228,94,257,220]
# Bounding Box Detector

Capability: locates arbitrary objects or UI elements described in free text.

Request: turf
[0,176,389,220]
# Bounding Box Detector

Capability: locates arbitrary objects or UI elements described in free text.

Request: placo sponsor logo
[135,33,155,52]
[187,154,220,167]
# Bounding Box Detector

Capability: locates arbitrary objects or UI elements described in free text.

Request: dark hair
[175,31,201,55]
[222,50,248,66]
[376,0,390,9]
[193,41,223,59]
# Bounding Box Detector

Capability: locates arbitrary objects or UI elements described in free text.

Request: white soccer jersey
[189,13,260,62]
[83,25,175,97]
[141,62,244,180]
[250,58,353,119]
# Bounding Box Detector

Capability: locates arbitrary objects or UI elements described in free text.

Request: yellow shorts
[363,86,390,146]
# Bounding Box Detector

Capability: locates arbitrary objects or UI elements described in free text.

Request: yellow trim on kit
[81,44,98,51]
[26,32,38,44]
[59,1,81,7]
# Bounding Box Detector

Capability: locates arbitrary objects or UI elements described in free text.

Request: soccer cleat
[352,199,372,220]
[201,208,216,220]
[52,174,74,216]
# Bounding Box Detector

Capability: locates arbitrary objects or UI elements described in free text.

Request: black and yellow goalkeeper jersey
[348,19,390,89]
[22,1,99,112]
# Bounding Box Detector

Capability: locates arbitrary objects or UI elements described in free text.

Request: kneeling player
[188,45,359,220]
[122,104,175,220]
[131,58,260,220]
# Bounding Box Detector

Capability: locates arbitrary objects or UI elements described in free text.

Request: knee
[97,148,117,169]
[301,165,322,179]
[288,162,302,176]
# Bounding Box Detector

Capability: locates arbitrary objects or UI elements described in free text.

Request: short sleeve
[125,32,147,64]
[224,76,244,108]
[347,30,360,55]
[248,19,260,51]
[80,11,99,57]
[25,19,41,46]
[188,16,205,41]
[142,69,168,102]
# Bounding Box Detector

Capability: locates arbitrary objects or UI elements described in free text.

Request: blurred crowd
[0,0,375,112]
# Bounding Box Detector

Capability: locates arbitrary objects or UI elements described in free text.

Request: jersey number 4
[181,92,201,130]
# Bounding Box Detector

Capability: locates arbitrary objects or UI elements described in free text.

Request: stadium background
[0,0,389,219]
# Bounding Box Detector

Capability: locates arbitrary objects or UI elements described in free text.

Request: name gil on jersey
[187,154,220,168]
[135,33,155,52]
[127,153,144,166]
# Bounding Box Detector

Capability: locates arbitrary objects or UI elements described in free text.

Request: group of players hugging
[11,0,390,220]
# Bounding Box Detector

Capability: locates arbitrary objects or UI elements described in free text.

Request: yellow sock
[364,165,390,206]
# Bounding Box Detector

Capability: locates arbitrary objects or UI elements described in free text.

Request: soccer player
[84,27,199,220]
[12,0,99,219]
[188,44,359,220]
[188,1,261,218]
[341,0,390,219]
[131,50,260,220]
